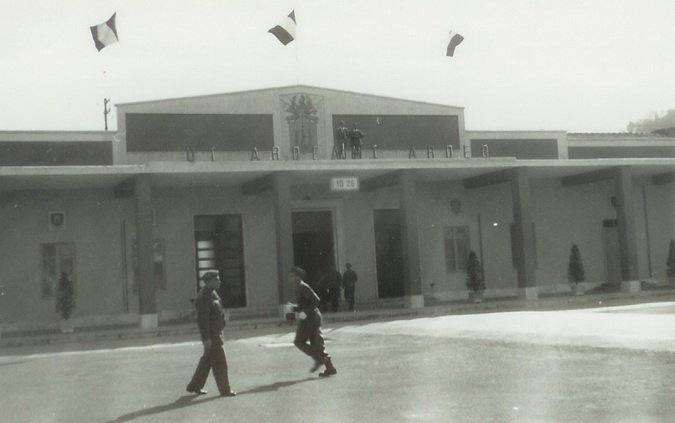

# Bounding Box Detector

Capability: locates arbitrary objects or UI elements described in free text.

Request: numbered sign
[330,177,359,192]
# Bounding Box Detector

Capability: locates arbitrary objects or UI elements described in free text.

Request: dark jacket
[293,281,320,315]
[195,286,226,345]
[324,269,343,291]
[343,269,357,288]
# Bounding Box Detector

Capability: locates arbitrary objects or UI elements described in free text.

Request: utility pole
[103,98,111,131]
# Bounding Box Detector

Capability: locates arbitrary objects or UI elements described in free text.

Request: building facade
[1,85,674,331]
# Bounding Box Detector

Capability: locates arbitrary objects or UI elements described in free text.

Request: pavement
[1,287,674,350]
[0,299,674,422]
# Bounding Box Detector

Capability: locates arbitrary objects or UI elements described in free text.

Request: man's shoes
[310,359,323,373]
[186,386,207,395]
[319,368,337,378]
[220,390,237,397]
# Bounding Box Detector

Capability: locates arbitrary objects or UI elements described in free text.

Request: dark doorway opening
[374,209,405,298]
[292,211,336,292]
[194,215,246,308]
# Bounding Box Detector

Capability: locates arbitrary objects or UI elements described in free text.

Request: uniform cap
[289,266,306,279]
[202,271,219,282]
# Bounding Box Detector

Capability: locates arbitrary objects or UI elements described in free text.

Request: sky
[0,0,673,133]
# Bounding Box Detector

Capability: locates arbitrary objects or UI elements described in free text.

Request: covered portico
[1,157,673,328]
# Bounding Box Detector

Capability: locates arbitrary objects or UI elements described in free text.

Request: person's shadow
[108,378,317,422]
[237,377,317,396]
[108,395,219,422]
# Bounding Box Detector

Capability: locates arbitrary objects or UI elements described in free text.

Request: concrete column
[510,168,538,300]
[134,174,157,328]
[398,170,424,308]
[614,166,640,292]
[272,172,295,310]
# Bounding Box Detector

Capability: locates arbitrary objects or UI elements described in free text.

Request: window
[444,226,470,272]
[41,243,75,298]
[194,215,246,308]
[132,238,167,291]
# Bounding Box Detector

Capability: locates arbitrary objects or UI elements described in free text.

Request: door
[194,215,246,308]
[603,219,621,285]
[292,211,336,291]
[374,209,405,298]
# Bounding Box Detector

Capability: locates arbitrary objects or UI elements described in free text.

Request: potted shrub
[667,240,675,287]
[567,244,586,295]
[55,272,75,333]
[466,251,486,303]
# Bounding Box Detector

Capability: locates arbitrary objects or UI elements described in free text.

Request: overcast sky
[1,0,673,133]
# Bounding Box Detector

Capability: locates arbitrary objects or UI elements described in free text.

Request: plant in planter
[567,244,586,295]
[55,272,75,333]
[466,251,485,303]
[667,240,675,286]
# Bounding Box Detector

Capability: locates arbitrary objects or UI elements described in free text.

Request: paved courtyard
[1,302,674,422]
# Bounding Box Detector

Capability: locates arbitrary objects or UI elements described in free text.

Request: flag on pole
[446,30,464,57]
[90,13,119,52]
[268,10,296,45]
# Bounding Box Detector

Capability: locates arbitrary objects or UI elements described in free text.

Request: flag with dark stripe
[268,10,296,45]
[90,13,119,52]
[446,30,464,57]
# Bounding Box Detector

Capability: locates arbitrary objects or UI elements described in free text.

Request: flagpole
[294,9,299,85]
[295,39,300,85]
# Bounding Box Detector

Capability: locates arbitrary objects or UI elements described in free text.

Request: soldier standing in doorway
[334,120,349,159]
[186,272,237,397]
[349,123,364,159]
[323,263,343,312]
[342,263,358,311]
[289,266,338,377]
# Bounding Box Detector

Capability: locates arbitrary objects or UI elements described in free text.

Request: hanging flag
[268,10,296,45]
[446,30,464,57]
[90,13,119,52]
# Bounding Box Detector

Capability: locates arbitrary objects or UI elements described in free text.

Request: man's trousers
[187,342,231,395]
[294,312,329,363]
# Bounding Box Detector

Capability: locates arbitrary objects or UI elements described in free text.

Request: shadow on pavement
[108,394,222,422]
[238,377,318,396]
[0,360,26,367]
[108,379,318,422]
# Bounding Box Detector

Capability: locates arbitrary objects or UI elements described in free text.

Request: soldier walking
[289,266,338,377]
[186,271,237,397]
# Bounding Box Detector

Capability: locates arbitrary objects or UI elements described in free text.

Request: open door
[292,211,336,291]
[374,209,405,298]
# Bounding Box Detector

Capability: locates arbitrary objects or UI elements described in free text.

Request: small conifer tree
[55,272,75,320]
[466,251,486,292]
[568,244,586,285]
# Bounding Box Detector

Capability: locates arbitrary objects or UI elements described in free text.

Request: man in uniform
[342,263,358,311]
[289,266,338,377]
[186,271,237,397]
[348,123,364,159]
[334,120,349,159]
[323,263,342,312]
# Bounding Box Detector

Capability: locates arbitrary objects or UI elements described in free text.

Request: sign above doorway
[330,177,359,192]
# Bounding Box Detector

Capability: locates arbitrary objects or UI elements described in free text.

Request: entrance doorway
[194,215,246,308]
[292,211,336,291]
[603,219,621,285]
[374,209,405,298]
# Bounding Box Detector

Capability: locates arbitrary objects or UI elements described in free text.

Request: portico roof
[1,158,674,191]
